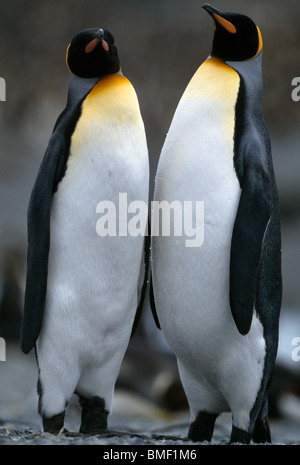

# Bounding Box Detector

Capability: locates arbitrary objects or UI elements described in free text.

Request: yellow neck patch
[183,57,240,103]
[182,58,240,145]
[81,74,141,125]
[68,74,143,168]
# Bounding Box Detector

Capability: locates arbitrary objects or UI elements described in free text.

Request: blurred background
[0,0,299,439]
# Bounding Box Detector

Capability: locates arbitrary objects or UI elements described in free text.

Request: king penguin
[151,5,281,444]
[21,28,149,434]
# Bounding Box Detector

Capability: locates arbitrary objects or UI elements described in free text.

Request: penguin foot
[252,417,271,443]
[43,411,65,435]
[188,411,218,442]
[252,394,271,443]
[78,395,109,435]
[229,426,251,444]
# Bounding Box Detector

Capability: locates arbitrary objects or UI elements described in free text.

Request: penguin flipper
[130,228,151,337]
[149,275,161,329]
[21,134,68,354]
[230,149,271,335]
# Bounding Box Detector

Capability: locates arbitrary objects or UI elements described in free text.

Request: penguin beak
[202,3,237,34]
[85,29,109,54]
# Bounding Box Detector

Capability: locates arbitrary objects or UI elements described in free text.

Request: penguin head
[66,28,120,78]
[202,4,263,61]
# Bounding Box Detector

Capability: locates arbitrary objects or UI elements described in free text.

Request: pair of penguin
[21,4,281,444]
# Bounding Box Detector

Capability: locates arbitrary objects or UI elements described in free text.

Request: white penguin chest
[47,74,148,317]
[154,57,241,248]
[152,58,242,335]
[67,74,148,203]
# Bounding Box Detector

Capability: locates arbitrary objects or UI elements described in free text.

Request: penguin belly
[37,74,149,417]
[152,59,266,428]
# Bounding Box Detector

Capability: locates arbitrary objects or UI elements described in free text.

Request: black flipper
[150,275,161,330]
[131,216,161,335]
[21,75,98,354]
[21,132,72,354]
[130,223,151,338]
[230,141,271,335]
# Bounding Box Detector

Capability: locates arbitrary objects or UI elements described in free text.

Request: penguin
[151,4,281,444]
[21,28,149,435]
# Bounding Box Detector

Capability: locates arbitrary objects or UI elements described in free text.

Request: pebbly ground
[0,344,299,447]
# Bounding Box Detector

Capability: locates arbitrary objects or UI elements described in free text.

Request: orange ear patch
[102,39,109,52]
[85,37,99,54]
[213,13,237,34]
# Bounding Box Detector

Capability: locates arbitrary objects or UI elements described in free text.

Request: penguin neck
[67,74,100,107]
[226,52,264,115]
[66,71,124,108]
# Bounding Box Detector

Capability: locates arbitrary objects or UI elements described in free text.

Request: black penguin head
[202,4,263,61]
[66,28,120,78]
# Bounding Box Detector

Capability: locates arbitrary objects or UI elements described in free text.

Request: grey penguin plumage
[21,28,149,434]
[151,5,281,444]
